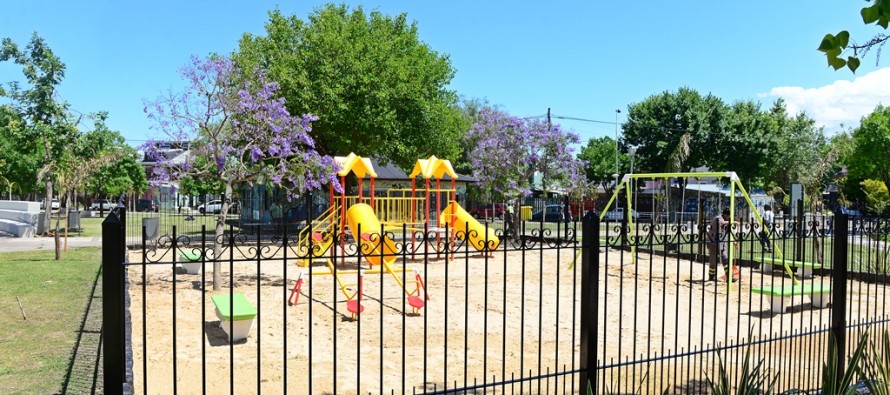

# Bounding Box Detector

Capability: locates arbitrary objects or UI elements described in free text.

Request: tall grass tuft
[706,344,779,395]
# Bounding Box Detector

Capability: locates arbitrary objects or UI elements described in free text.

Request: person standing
[758,204,775,253]
[707,208,740,282]
[270,199,284,235]
[504,200,516,234]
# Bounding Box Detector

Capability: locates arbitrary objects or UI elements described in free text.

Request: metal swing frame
[599,171,794,294]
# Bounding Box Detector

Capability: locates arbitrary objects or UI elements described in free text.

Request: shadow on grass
[59,265,104,394]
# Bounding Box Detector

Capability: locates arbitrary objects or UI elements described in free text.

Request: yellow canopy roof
[408,155,458,180]
[334,153,377,178]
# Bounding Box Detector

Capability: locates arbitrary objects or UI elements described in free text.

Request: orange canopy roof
[334,153,377,178]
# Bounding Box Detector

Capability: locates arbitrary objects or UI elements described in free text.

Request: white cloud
[762,67,890,132]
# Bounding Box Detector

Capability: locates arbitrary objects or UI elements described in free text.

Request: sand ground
[126,244,888,394]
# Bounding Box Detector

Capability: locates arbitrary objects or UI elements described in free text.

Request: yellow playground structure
[288,153,498,320]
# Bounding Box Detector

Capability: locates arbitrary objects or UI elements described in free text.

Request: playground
[120,168,890,393]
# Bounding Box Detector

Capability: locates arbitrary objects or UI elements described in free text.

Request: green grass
[0,248,101,395]
[63,212,232,238]
[607,232,889,273]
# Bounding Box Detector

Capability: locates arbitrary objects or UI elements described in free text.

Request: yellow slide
[345,203,399,267]
[439,201,500,251]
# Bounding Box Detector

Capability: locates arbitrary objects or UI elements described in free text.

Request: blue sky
[1,1,887,147]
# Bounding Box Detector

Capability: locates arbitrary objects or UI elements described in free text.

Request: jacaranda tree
[465,108,586,231]
[143,55,338,290]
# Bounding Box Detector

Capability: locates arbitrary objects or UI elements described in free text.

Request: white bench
[752,284,832,313]
[178,250,204,274]
[0,201,40,237]
[211,293,257,342]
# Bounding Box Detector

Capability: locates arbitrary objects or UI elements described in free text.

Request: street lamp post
[615,109,621,177]
[628,146,637,175]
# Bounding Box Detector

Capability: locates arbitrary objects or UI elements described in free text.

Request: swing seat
[751,284,832,313]
[407,295,425,313]
[346,299,364,316]
[761,257,823,279]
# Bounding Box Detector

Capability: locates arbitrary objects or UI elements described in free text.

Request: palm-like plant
[39,150,121,259]
[820,332,869,395]
[707,345,779,395]
[860,330,890,395]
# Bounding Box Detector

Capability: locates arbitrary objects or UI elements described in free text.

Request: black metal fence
[100,201,890,393]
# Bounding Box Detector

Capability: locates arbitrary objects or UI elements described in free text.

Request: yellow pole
[598,179,624,221]
[729,181,735,294]
[734,180,797,285]
[625,179,636,262]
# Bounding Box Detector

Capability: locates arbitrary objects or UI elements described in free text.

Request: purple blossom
[143,54,341,198]
[465,108,585,199]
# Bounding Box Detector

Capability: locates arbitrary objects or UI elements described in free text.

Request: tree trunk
[42,138,54,237]
[212,182,233,291]
[511,199,521,240]
[43,180,53,236]
[54,206,61,260]
[64,192,70,252]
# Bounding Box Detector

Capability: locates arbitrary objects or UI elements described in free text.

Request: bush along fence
[100,201,890,393]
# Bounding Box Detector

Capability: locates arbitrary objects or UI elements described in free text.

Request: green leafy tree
[577,136,629,195]
[764,101,828,194]
[847,105,890,190]
[861,179,890,214]
[0,104,41,195]
[818,0,890,72]
[235,5,464,169]
[75,114,148,200]
[1,33,76,236]
[621,87,725,173]
[827,132,862,205]
[452,97,493,176]
[715,101,782,186]
[88,147,147,198]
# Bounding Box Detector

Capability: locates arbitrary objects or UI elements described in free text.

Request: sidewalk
[0,235,102,252]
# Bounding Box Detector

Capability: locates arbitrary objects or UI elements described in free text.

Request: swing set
[598,171,798,294]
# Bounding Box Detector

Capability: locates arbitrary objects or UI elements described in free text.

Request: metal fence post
[579,211,600,393]
[795,198,805,262]
[102,209,127,394]
[831,212,849,391]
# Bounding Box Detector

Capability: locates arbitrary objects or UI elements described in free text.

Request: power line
[551,114,617,125]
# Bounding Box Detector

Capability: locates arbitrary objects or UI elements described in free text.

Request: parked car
[603,208,639,222]
[839,207,861,218]
[40,198,61,211]
[89,199,116,211]
[531,205,572,223]
[469,203,506,219]
[136,199,159,212]
[198,200,239,214]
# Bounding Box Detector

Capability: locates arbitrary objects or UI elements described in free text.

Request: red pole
[412,178,417,260]
[370,177,375,209]
[450,178,456,260]
[436,178,441,222]
[340,174,346,265]
[358,178,363,204]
